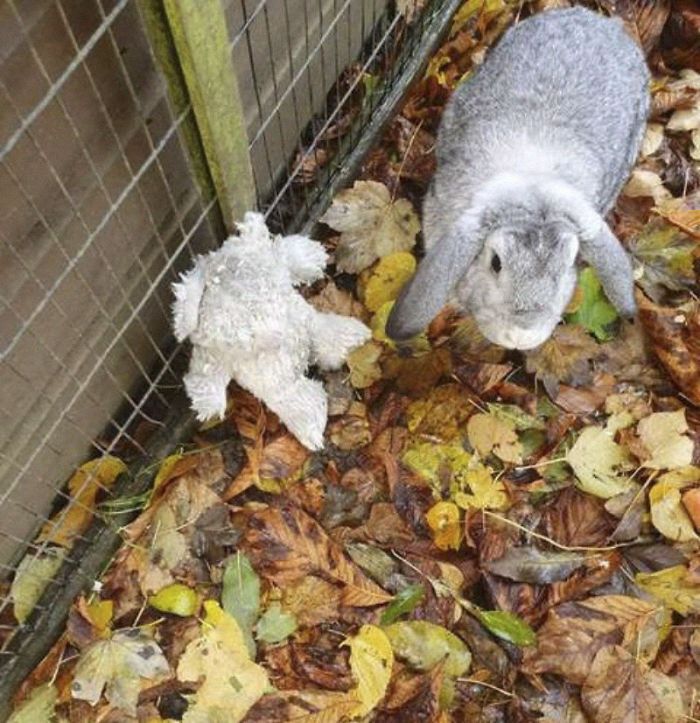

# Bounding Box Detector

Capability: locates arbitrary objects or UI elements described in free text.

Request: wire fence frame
[0,0,458,709]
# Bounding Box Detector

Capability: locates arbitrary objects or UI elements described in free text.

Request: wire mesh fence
[0,0,457,706]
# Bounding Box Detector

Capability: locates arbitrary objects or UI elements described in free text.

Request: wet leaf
[406,383,474,441]
[11,547,66,623]
[343,624,394,716]
[649,468,700,542]
[71,628,169,713]
[581,645,683,723]
[477,609,537,647]
[453,463,508,510]
[8,684,57,723]
[629,220,696,296]
[426,501,461,550]
[361,251,416,312]
[467,412,522,463]
[564,267,619,341]
[385,620,471,707]
[566,426,636,498]
[636,565,700,614]
[320,180,420,273]
[38,456,127,548]
[527,595,671,684]
[484,547,587,584]
[380,583,425,625]
[637,410,694,470]
[244,504,392,606]
[177,600,268,722]
[487,402,546,431]
[148,583,199,617]
[346,341,383,389]
[222,552,261,657]
[524,324,599,392]
[256,603,298,644]
[637,295,700,406]
[281,576,341,626]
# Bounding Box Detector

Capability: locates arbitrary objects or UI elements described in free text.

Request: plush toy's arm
[277,235,328,285]
[171,263,206,341]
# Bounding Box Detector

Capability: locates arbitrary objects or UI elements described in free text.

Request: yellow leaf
[566,427,636,499]
[370,300,396,345]
[406,383,474,441]
[384,620,471,707]
[149,583,199,617]
[360,252,416,312]
[38,456,127,548]
[637,410,694,470]
[426,501,461,550]
[343,624,394,717]
[320,181,420,273]
[454,464,508,510]
[467,413,522,464]
[177,600,269,722]
[402,440,471,494]
[649,467,700,542]
[87,599,113,636]
[153,453,185,492]
[636,566,700,615]
[346,342,383,389]
[11,548,66,623]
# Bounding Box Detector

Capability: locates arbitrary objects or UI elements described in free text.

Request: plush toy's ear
[386,213,483,341]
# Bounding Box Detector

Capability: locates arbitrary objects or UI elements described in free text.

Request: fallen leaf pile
[8,0,700,721]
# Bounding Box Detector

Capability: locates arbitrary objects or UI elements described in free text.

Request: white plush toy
[171,212,370,450]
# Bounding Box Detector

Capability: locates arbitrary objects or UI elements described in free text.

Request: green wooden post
[141,0,255,233]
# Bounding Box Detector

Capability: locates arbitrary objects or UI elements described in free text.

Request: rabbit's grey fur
[386,7,649,349]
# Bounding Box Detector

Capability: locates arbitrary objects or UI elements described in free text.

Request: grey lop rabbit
[386,7,650,350]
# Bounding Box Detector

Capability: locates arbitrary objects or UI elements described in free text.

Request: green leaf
[487,403,546,431]
[148,583,199,617]
[380,584,425,625]
[385,620,471,707]
[519,428,546,459]
[11,547,66,623]
[477,610,536,647]
[222,552,261,657]
[565,267,619,341]
[629,219,695,296]
[8,683,57,723]
[256,603,298,644]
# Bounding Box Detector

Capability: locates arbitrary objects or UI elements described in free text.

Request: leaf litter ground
[8,0,700,721]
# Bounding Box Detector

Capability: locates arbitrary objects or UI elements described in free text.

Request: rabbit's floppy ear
[558,191,636,316]
[386,212,482,341]
[578,221,636,316]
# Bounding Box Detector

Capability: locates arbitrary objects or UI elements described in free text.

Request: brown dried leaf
[637,293,700,404]
[243,503,392,606]
[524,325,598,395]
[543,488,614,548]
[581,646,683,723]
[526,595,671,685]
[281,576,342,627]
[309,281,367,320]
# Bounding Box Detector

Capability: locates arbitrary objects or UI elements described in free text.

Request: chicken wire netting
[0,0,456,704]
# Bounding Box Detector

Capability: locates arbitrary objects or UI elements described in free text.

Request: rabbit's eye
[490,253,502,274]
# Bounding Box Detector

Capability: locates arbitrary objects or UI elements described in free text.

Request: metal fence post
[142,0,255,234]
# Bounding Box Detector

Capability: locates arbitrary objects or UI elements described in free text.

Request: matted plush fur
[172,213,370,450]
[387,7,650,350]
